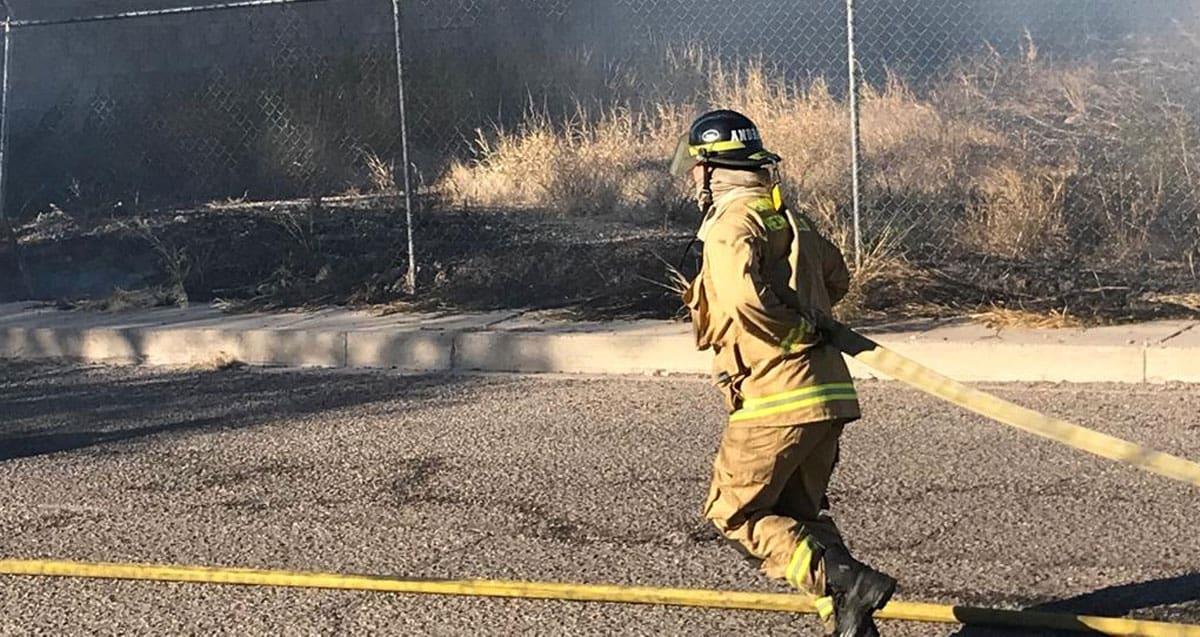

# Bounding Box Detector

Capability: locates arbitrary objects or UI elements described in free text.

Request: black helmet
[670,109,782,177]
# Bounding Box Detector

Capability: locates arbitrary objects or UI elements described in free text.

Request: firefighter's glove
[781,318,820,353]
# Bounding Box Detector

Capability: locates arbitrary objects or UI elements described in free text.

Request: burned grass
[4,194,1196,326]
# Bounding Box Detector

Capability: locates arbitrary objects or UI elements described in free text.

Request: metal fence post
[390,0,416,293]
[0,7,32,298]
[846,0,864,268]
[0,12,13,228]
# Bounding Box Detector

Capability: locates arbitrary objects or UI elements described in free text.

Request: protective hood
[695,168,774,242]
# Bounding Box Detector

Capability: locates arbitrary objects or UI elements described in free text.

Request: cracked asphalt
[1,361,1198,636]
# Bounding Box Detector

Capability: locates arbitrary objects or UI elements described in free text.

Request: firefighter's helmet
[670,109,782,178]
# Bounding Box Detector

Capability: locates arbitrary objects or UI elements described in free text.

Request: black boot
[822,545,896,637]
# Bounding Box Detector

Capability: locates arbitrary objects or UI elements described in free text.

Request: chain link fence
[845,1,1200,320]
[2,0,1197,319]
[0,0,419,302]
[4,0,403,212]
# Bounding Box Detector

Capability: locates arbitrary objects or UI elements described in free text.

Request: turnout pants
[704,420,846,600]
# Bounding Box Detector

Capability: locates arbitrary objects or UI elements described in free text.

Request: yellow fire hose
[2,559,1198,636]
[828,323,1200,488]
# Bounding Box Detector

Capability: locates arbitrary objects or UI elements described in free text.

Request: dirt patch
[1,195,1196,325]
[1,196,696,321]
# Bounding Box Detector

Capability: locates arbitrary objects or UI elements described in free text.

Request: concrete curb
[1,304,1197,383]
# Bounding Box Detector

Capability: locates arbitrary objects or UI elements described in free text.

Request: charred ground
[2,195,1197,325]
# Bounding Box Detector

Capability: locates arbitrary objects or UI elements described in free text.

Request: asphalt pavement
[1,361,1198,636]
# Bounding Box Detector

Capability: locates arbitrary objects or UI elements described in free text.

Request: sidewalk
[0,303,1196,382]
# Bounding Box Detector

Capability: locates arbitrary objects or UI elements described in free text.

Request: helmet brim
[670,134,783,178]
[707,151,782,170]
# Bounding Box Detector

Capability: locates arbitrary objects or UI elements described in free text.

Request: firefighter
[671,110,896,637]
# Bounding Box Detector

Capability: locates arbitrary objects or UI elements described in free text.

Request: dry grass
[435,35,1200,308]
[971,305,1085,330]
[1139,292,1200,314]
[831,223,913,323]
[186,352,246,372]
[58,286,185,312]
[964,166,1070,259]
[123,219,192,307]
[439,105,694,219]
[363,150,397,193]
[435,58,1029,229]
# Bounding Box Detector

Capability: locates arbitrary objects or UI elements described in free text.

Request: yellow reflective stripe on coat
[732,384,858,422]
[741,382,857,409]
[746,198,773,214]
[771,184,784,211]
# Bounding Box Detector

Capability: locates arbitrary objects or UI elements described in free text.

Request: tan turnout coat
[685,172,860,427]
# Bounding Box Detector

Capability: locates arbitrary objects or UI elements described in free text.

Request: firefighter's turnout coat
[685,169,860,427]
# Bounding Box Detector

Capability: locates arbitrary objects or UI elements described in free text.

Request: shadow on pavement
[0,360,466,462]
[2,415,236,461]
[950,572,1200,636]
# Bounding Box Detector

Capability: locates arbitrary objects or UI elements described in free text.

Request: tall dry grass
[965,166,1070,259]
[436,34,1200,276]
[439,104,694,219]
